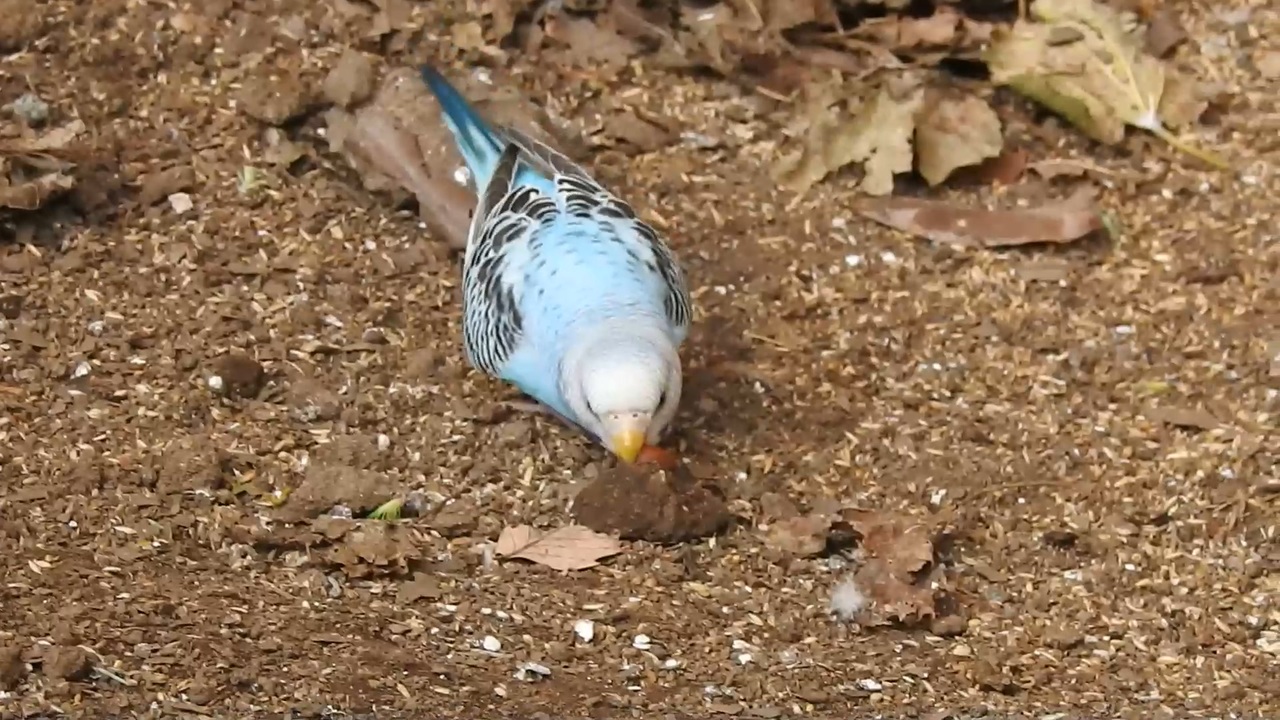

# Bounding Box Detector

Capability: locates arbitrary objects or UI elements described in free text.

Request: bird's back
[483,212,682,403]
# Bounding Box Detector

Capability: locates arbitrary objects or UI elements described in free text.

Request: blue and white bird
[420,66,693,464]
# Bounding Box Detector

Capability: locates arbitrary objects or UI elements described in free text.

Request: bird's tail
[419,65,505,192]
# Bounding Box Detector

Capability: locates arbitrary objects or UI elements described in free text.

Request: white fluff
[829,576,868,622]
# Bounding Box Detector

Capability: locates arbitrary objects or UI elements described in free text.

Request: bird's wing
[502,126,693,337]
[462,143,557,376]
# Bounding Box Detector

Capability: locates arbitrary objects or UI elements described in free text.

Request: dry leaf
[765,514,833,556]
[495,524,623,571]
[845,510,939,624]
[984,0,1228,169]
[0,173,75,210]
[324,67,584,250]
[914,94,1004,187]
[0,119,84,156]
[773,80,923,196]
[858,196,1103,248]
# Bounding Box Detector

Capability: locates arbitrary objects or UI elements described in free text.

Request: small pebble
[573,619,595,644]
[7,92,50,124]
[480,635,501,653]
[514,661,550,682]
[632,633,651,651]
[857,678,883,692]
[168,192,194,214]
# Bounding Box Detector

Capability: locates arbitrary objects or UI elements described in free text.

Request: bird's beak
[611,428,646,464]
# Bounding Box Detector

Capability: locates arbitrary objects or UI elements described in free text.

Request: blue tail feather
[419,65,504,190]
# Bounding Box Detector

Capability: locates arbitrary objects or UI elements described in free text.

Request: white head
[559,320,682,463]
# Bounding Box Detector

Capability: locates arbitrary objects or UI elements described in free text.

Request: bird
[419,65,693,464]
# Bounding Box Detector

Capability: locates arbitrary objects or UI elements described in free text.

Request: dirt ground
[2,0,1278,718]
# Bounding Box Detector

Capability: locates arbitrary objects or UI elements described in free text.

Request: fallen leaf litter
[1,0,1277,717]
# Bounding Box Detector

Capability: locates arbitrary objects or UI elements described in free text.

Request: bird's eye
[657,391,667,408]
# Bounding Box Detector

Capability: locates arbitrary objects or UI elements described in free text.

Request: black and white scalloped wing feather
[460,137,692,379]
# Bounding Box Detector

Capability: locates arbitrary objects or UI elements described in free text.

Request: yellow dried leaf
[984,0,1227,169]
[914,94,1003,187]
[773,81,923,196]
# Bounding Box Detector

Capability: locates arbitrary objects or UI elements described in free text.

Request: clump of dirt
[573,460,732,543]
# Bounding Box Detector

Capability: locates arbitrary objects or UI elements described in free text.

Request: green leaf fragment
[368,497,404,521]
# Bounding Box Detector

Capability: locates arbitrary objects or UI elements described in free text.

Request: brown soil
[1,1,1277,718]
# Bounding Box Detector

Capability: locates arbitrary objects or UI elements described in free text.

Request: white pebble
[206,375,225,393]
[87,320,105,335]
[376,433,391,451]
[168,192,194,214]
[514,661,550,681]
[632,633,651,650]
[573,619,595,644]
[71,362,92,379]
[481,635,501,652]
[735,652,753,665]
[857,678,883,692]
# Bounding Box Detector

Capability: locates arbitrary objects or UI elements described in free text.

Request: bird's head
[561,322,682,463]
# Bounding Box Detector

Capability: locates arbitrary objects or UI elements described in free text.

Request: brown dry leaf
[845,510,939,624]
[0,119,85,156]
[0,118,86,210]
[495,524,623,571]
[330,522,417,573]
[773,79,923,196]
[765,513,833,556]
[0,172,75,210]
[324,66,584,250]
[914,94,1004,187]
[858,195,1103,248]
